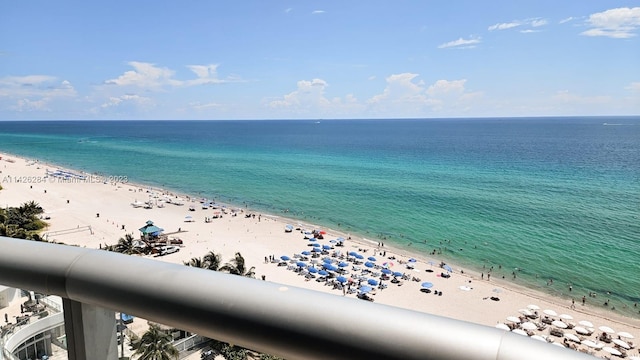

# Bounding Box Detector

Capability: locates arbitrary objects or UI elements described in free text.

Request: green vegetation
[130,324,179,360]
[0,201,47,240]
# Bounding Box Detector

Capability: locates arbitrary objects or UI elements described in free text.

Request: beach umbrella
[578,320,594,328]
[521,322,537,331]
[367,279,379,286]
[612,338,631,350]
[325,264,338,272]
[348,251,358,257]
[336,276,348,283]
[301,251,311,256]
[421,282,433,289]
[329,239,337,244]
[367,256,376,261]
[359,285,373,293]
[381,268,392,275]
[574,326,591,335]
[308,238,317,242]
[308,267,318,274]
[318,270,329,276]
[382,261,394,268]
[355,254,364,260]
[511,329,527,336]
[393,271,403,277]
[552,320,568,329]
[581,340,598,348]
[311,243,321,248]
[322,244,332,250]
[559,314,573,320]
[527,304,540,310]
[543,309,557,317]
[364,261,375,268]
[312,247,322,252]
[506,316,521,323]
[323,258,332,263]
[603,347,622,356]
[518,309,533,316]
[338,262,349,268]
[495,323,510,331]
[530,335,547,342]
[296,261,306,268]
[443,264,453,272]
[458,286,472,291]
[280,255,290,261]
[408,258,417,263]
[599,325,615,334]
[618,331,634,339]
[564,333,580,343]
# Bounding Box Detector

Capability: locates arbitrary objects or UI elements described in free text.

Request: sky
[1,1,639,120]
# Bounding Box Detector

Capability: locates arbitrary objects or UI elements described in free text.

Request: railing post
[62,299,118,360]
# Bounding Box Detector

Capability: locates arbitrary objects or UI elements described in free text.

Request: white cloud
[0,75,77,113]
[284,8,292,13]
[625,82,640,92]
[268,78,331,110]
[531,19,548,27]
[581,7,640,38]
[426,79,466,96]
[520,29,541,34]
[438,37,481,49]
[559,16,574,24]
[488,22,521,31]
[312,10,325,15]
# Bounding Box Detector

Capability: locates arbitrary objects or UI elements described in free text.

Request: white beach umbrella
[518,309,533,316]
[512,329,528,336]
[574,326,591,335]
[618,331,634,339]
[559,314,573,320]
[552,320,568,329]
[578,320,594,328]
[506,316,521,323]
[531,335,547,342]
[495,323,510,331]
[612,338,631,350]
[581,339,598,348]
[564,333,580,343]
[521,322,538,331]
[599,325,615,334]
[603,346,622,356]
[543,309,557,316]
[527,304,540,310]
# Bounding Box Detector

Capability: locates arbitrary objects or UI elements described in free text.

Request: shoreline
[2,150,640,356]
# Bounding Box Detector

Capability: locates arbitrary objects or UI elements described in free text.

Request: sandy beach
[2,152,639,359]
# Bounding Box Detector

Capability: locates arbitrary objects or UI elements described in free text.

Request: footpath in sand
[1,153,639,358]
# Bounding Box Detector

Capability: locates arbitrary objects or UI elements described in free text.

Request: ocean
[1,117,639,318]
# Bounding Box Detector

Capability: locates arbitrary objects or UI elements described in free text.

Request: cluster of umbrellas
[496,305,636,357]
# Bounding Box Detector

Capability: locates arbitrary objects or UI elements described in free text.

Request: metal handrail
[0,237,592,359]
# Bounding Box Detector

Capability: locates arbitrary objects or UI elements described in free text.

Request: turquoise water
[1,118,639,317]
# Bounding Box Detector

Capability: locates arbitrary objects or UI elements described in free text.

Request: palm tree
[114,234,141,255]
[203,251,222,271]
[220,252,255,278]
[131,324,179,360]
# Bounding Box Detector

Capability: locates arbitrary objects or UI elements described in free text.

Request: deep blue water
[1,117,639,317]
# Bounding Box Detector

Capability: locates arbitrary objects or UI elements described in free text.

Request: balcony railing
[0,236,592,360]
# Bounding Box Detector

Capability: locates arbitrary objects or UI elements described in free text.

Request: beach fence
[0,236,595,360]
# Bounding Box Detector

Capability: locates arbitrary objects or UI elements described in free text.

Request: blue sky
[1,1,639,120]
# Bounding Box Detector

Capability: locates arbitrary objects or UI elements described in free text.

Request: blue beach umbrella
[280,255,290,261]
[409,258,417,263]
[322,245,332,250]
[337,237,345,242]
[364,262,375,268]
[421,282,433,289]
[318,270,329,276]
[359,285,373,293]
[368,279,379,286]
[368,256,377,262]
[312,248,322,253]
[329,240,337,244]
[323,258,333,263]
[311,243,321,248]
[381,268,392,275]
[301,251,311,256]
[326,264,338,272]
[336,276,348,283]
[296,261,306,268]
[308,267,318,273]
[355,254,364,260]
[443,264,453,273]
[393,271,404,277]
[348,251,358,257]
[338,262,349,268]
[308,238,317,242]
